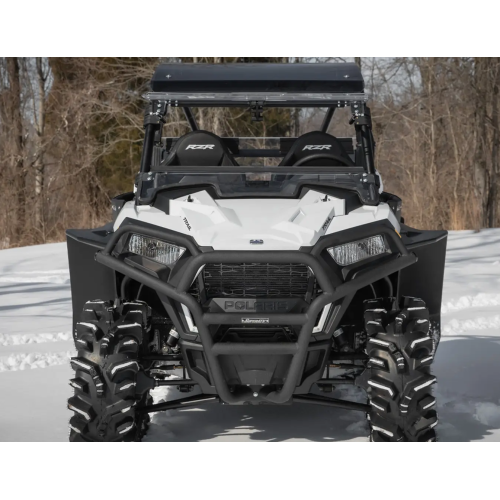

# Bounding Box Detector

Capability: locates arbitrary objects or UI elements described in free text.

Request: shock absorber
[333,327,349,351]
[165,328,179,348]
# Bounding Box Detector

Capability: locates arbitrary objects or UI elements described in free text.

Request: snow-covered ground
[0,230,499,441]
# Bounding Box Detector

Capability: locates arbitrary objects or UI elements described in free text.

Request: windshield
[137,167,379,206]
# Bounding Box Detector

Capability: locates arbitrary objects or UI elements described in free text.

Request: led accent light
[327,235,390,266]
[128,234,185,266]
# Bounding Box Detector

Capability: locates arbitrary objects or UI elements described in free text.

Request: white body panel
[114,189,400,250]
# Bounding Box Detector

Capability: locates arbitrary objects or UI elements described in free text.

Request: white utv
[66,63,447,441]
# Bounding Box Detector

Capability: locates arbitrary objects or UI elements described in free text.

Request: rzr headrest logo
[185,144,215,150]
[302,145,332,151]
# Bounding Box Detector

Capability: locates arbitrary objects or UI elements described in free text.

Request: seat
[279,131,355,167]
[160,130,239,167]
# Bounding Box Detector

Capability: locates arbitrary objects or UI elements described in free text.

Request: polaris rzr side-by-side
[66,63,447,441]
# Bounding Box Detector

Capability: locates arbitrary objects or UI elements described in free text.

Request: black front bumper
[93,220,417,405]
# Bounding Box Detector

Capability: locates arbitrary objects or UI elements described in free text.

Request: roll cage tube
[351,103,376,175]
[320,107,335,133]
[183,107,199,131]
[140,100,169,173]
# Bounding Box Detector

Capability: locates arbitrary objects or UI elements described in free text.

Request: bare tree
[5,58,27,242]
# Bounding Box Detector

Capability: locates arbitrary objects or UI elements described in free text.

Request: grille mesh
[202,263,313,299]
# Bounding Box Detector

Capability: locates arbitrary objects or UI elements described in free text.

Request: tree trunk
[6,57,26,243]
[33,57,47,239]
[488,58,500,227]
[473,57,500,228]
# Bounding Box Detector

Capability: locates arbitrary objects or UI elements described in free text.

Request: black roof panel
[151,63,364,94]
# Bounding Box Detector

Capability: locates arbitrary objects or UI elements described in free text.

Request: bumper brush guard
[95,222,416,405]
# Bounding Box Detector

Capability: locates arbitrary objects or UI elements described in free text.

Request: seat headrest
[279,131,354,166]
[162,130,238,167]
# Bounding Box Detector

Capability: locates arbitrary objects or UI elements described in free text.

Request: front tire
[362,296,438,442]
[68,299,152,441]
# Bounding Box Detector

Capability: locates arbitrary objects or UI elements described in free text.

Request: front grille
[201,263,315,299]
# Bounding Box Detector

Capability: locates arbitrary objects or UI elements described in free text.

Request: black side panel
[380,192,402,223]
[66,228,116,331]
[111,192,134,223]
[399,227,448,320]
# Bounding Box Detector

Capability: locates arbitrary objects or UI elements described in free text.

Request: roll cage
[138,62,378,206]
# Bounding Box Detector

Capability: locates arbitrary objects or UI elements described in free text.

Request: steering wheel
[292,153,353,167]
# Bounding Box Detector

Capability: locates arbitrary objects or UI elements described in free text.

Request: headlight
[128,234,186,265]
[327,235,390,266]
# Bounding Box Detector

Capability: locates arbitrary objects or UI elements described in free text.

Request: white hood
[114,189,400,250]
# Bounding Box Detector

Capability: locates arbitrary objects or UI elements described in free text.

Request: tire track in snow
[0,332,72,346]
[442,293,500,314]
[0,351,74,372]
[0,270,69,284]
[442,316,500,335]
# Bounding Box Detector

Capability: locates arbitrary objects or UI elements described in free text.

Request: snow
[0,230,499,441]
